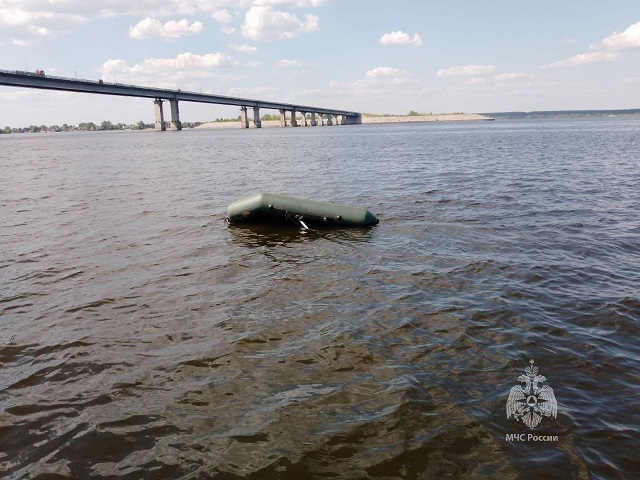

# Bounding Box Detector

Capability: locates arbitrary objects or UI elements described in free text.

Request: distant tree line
[212,116,242,123]
[209,114,297,122]
[481,109,640,119]
[0,113,343,133]
[210,113,311,123]
[361,111,466,117]
[0,120,203,134]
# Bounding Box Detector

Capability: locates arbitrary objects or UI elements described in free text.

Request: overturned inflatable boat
[226,193,379,227]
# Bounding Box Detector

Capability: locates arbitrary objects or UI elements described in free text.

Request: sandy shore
[194,113,493,129]
[361,113,493,124]
[195,120,281,129]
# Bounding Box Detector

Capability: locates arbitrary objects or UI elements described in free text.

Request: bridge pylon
[154,99,166,131]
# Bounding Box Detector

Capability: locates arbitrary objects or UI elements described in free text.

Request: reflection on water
[1,119,640,479]
[228,221,377,247]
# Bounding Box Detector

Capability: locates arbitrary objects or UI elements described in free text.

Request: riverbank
[361,113,493,124]
[194,113,493,129]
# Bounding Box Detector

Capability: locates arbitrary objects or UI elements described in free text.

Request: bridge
[0,69,361,131]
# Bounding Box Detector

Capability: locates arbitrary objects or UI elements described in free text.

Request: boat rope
[284,210,311,231]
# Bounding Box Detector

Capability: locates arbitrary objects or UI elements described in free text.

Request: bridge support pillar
[253,107,261,128]
[154,99,166,131]
[240,106,249,128]
[169,100,182,131]
[310,112,317,126]
[279,110,287,127]
[290,110,298,127]
[300,113,308,127]
[326,114,333,126]
[335,114,341,126]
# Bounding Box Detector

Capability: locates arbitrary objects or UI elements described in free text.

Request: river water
[1,118,639,479]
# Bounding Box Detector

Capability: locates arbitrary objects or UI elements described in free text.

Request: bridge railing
[0,68,238,102]
[2,68,167,92]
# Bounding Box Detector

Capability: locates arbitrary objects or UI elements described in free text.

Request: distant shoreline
[482,108,640,119]
[5,109,638,134]
[195,113,494,129]
[360,113,493,124]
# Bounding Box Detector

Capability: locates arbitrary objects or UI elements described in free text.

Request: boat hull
[226,193,379,227]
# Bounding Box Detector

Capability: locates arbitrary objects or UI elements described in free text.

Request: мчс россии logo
[506,359,557,429]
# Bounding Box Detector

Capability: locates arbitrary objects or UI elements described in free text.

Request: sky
[1,0,640,126]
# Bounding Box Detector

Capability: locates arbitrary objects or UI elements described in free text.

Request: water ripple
[1,120,639,478]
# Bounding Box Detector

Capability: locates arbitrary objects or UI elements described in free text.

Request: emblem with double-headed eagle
[506,359,557,429]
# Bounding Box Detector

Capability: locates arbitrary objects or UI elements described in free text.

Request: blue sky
[1,0,640,126]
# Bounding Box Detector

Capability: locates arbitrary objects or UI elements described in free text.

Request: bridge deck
[0,69,359,117]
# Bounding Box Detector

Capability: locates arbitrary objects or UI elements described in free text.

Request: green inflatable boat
[226,193,379,227]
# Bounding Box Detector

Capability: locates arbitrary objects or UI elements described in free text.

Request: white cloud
[0,0,331,44]
[278,59,302,68]
[0,0,330,29]
[212,9,233,23]
[229,43,257,53]
[11,24,55,45]
[330,68,404,87]
[494,72,531,81]
[602,21,640,50]
[278,59,315,68]
[467,78,488,84]
[379,31,423,47]
[1,3,86,45]
[241,6,319,41]
[99,52,235,86]
[129,17,203,40]
[221,25,237,35]
[324,67,419,108]
[437,64,497,77]
[0,5,87,26]
[28,25,55,38]
[12,38,36,47]
[361,66,417,84]
[366,67,403,79]
[541,51,618,69]
[542,21,640,69]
